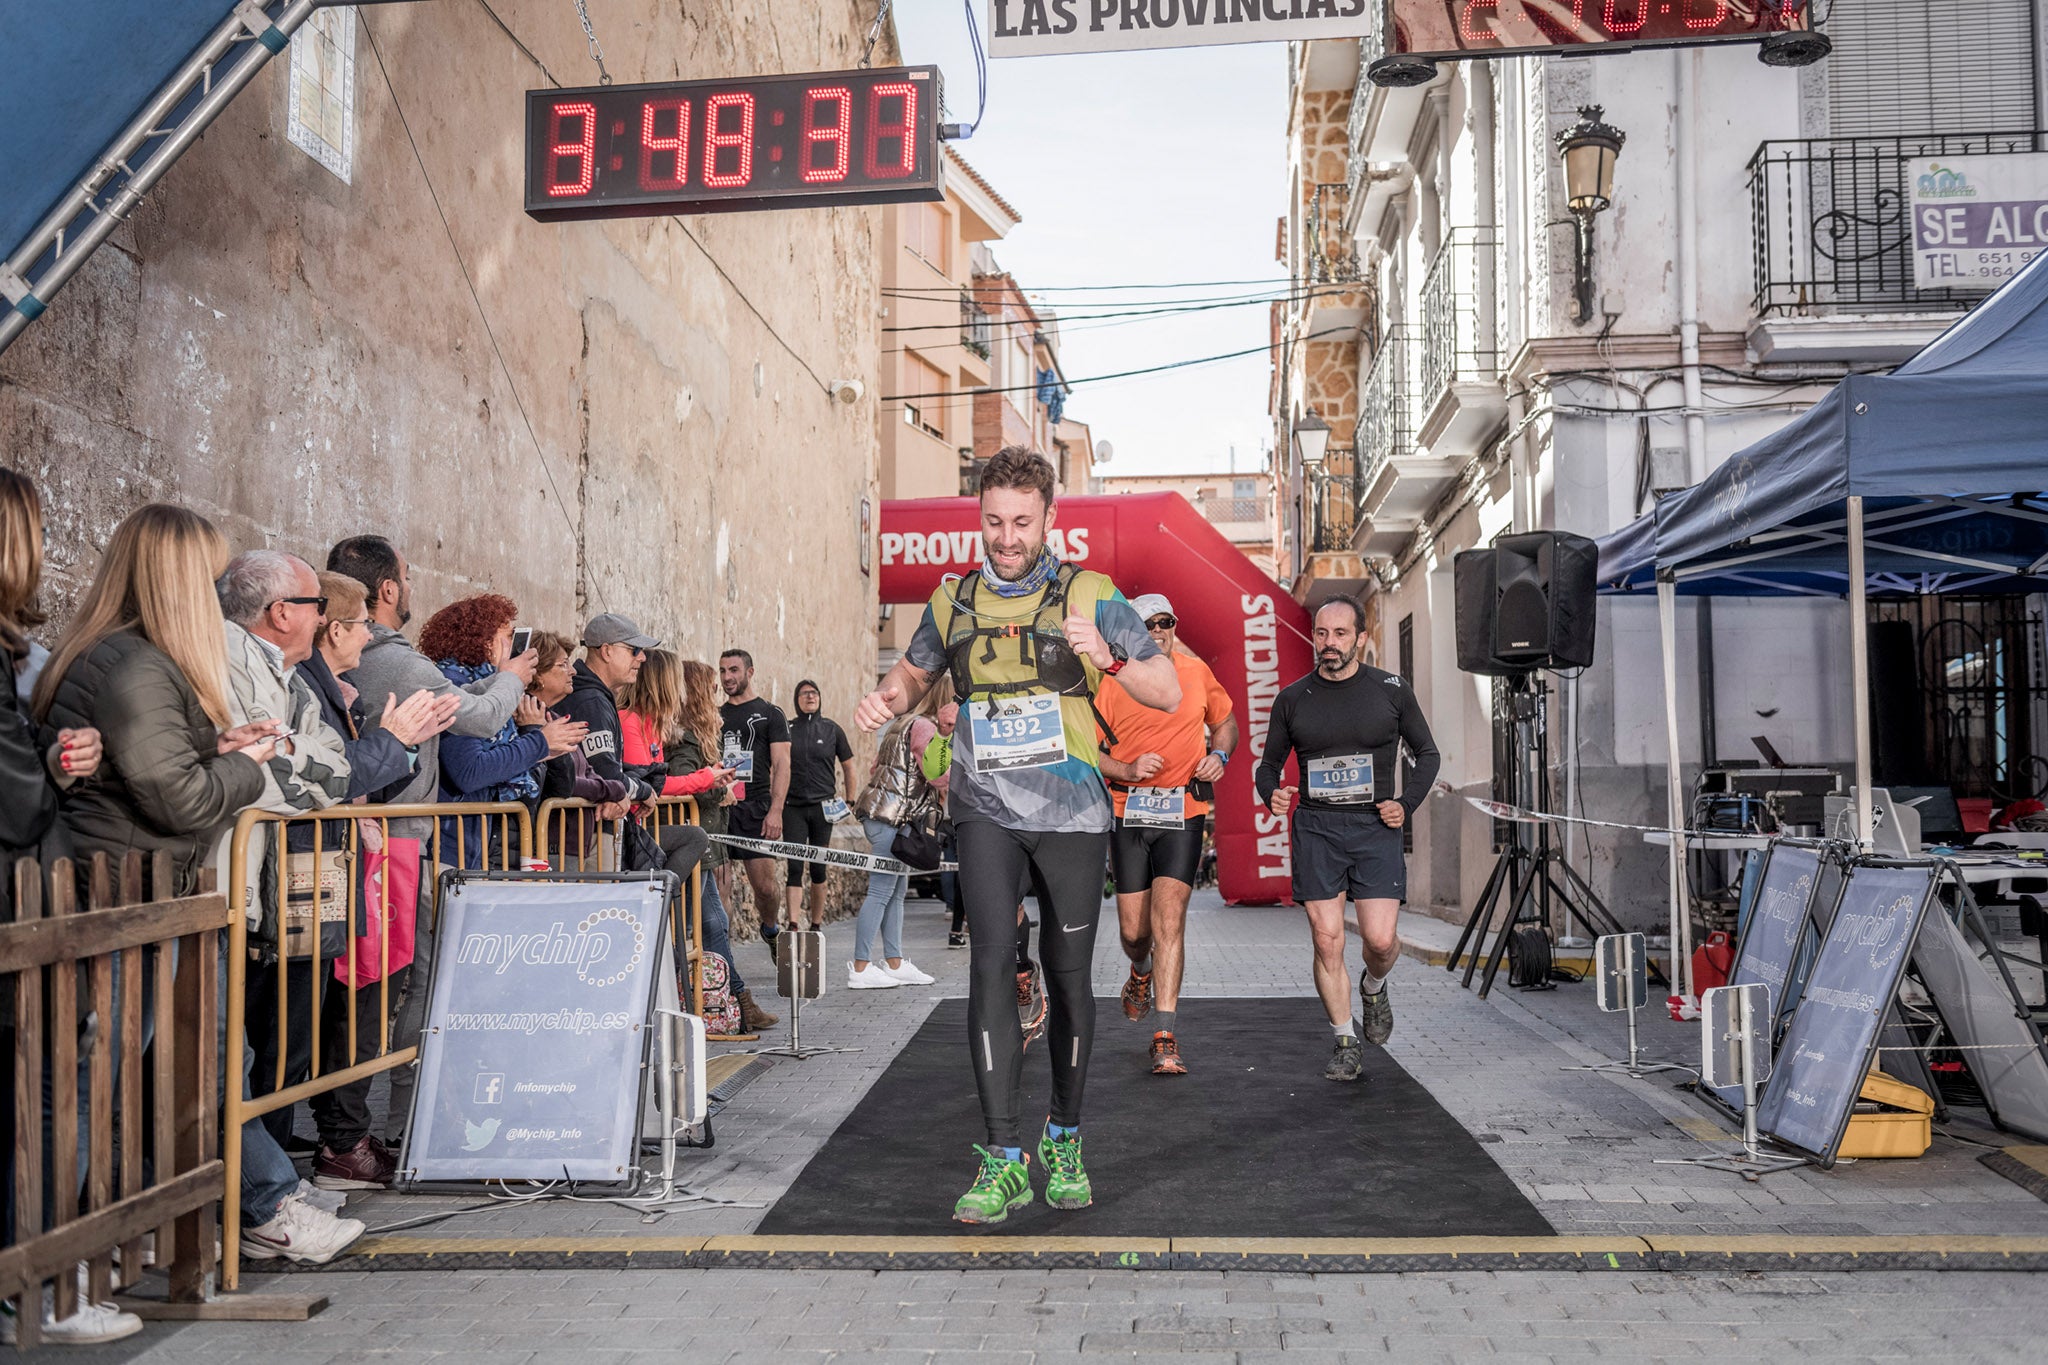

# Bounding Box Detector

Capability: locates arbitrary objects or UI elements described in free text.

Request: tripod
[1448,673,1657,999]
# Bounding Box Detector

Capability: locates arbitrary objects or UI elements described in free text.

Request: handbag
[619,815,667,873]
[890,792,946,872]
[335,837,422,986]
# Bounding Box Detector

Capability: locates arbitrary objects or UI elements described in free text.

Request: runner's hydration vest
[931,563,1119,744]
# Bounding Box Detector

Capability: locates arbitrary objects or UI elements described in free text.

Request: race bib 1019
[1305,754,1375,805]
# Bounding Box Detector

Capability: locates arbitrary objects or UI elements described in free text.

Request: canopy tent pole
[1657,573,1694,1001]
[1848,495,1875,849]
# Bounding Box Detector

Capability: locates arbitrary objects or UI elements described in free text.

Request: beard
[396,585,414,628]
[982,537,1041,582]
[1317,643,1361,674]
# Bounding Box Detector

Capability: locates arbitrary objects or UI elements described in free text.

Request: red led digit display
[1389,0,1810,58]
[525,65,943,222]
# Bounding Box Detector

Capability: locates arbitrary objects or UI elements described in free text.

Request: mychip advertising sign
[405,876,669,1185]
[1911,152,2048,291]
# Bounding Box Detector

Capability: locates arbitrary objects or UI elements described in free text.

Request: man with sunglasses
[563,613,662,808]
[1095,594,1236,1076]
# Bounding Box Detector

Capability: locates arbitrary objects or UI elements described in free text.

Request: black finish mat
[757,996,1552,1238]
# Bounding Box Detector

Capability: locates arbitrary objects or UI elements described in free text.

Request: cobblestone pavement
[62,889,2048,1361]
[73,1266,2048,1362]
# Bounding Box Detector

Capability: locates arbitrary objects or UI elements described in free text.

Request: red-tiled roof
[946,146,1022,225]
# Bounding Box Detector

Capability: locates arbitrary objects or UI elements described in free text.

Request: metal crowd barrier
[534,796,705,1015]
[2,852,226,1344]
[220,800,531,1286]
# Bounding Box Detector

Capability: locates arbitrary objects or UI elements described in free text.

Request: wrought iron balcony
[1419,227,1500,409]
[1309,448,1357,554]
[1354,324,1415,518]
[960,291,992,359]
[1306,182,1360,286]
[1749,131,2048,317]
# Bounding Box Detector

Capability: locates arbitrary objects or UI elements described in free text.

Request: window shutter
[1826,0,2038,136]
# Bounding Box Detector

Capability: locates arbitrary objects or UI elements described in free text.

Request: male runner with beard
[855,446,1179,1223]
[1256,596,1440,1082]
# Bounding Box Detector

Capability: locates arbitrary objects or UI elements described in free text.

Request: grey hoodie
[346,621,526,836]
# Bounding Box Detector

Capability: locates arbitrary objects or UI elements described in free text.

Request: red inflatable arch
[879,492,1314,906]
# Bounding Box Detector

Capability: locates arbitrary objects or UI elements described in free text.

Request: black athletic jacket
[560,660,654,804]
[1255,665,1442,815]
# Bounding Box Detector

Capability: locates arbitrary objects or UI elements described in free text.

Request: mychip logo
[454,909,647,985]
[1916,163,1978,199]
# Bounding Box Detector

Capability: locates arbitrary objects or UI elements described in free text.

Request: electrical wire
[880,275,1299,295]
[362,15,606,611]
[881,327,1352,403]
[955,0,989,137]
[882,285,1354,334]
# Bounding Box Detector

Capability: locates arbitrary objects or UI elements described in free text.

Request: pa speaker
[1454,549,1515,676]
[1491,531,1599,669]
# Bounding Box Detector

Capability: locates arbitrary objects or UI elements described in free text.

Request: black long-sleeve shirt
[1255,664,1442,816]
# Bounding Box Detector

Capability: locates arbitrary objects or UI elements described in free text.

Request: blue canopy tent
[1593,250,2048,995]
[0,2,333,357]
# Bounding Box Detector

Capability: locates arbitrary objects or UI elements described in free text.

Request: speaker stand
[1448,674,1664,1000]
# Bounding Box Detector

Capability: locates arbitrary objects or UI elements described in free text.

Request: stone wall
[0,1,885,715]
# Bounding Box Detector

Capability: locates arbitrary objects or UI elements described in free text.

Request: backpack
[697,949,742,1036]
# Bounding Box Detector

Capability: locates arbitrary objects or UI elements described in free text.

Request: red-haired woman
[419,595,586,866]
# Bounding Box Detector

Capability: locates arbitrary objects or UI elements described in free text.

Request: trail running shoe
[1360,979,1395,1045]
[1120,968,1155,1021]
[1325,1034,1365,1082]
[953,1146,1033,1224]
[1017,967,1047,1052]
[948,930,969,949]
[1037,1129,1094,1210]
[1149,1031,1187,1076]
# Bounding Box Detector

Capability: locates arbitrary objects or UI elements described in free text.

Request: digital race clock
[524,66,943,222]
[1386,0,1814,61]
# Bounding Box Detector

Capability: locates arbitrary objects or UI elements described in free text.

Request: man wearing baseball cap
[1095,593,1236,1076]
[562,612,659,816]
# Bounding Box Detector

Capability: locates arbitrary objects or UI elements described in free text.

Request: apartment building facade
[1272,3,2047,923]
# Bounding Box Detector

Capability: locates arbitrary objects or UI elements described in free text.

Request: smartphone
[510,626,532,657]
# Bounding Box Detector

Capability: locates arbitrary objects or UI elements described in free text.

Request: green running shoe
[1037,1128,1094,1210]
[953,1146,1033,1225]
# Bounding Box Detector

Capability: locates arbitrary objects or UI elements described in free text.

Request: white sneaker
[846,960,903,989]
[242,1192,366,1265]
[0,1265,144,1346]
[295,1177,348,1215]
[880,958,935,985]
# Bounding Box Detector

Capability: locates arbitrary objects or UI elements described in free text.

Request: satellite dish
[1094,440,1114,465]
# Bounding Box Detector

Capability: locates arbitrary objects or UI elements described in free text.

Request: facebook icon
[474,1073,505,1105]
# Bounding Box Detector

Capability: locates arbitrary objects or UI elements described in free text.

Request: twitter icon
[462,1117,501,1152]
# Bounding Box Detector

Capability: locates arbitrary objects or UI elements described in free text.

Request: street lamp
[1292,409,1331,469]
[1555,106,1625,326]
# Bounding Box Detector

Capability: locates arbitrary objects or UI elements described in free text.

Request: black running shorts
[1290,805,1406,903]
[726,805,773,861]
[1110,813,1206,891]
[781,800,832,886]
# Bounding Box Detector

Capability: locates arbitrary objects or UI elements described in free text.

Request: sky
[890,2,1289,480]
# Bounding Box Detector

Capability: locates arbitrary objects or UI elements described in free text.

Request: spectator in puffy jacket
[32,507,365,1268]
[419,594,586,869]
[1,469,101,916]
[33,505,279,894]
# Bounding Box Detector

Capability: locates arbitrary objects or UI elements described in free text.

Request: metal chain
[573,0,612,84]
[859,0,893,68]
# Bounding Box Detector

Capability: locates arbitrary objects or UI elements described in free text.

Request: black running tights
[956,819,1107,1148]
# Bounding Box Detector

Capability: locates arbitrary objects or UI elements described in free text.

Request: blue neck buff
[981,548,1059,599]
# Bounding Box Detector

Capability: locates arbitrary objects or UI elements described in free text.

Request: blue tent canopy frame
[1588,249,2048,995]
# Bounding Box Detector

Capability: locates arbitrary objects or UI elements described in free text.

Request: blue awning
[0,2,243,267]
[1596,251,2048,599]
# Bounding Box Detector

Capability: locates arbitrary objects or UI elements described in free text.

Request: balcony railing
[960,291,992,358]
[1307,182,1359,285]
[1749,131,2048,316]
[1419,226,1500,408]
[1355,324,1415,513]
[1309,448,1357,554]
[1197,495,1271,525]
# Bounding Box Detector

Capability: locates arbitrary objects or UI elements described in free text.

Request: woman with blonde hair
[33,503,281,895]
